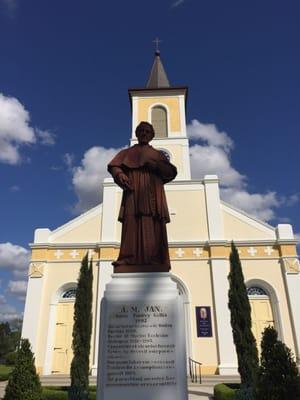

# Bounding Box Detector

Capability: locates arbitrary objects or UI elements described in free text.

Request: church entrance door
[52,302,74,374]
[249,288,274,353]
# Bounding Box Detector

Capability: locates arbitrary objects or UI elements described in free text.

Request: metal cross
[153,37,162,52]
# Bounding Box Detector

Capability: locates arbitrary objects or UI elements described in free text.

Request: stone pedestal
[96,273,188,400]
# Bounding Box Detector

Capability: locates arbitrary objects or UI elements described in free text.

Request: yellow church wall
[223,209,275,240]
[166,189,209,241]
[35,262,99,374]
[172,260,218,372]
[242,259,296,352]
[159,143,186,178]
[137,97,181,133]
[50,213,102,244]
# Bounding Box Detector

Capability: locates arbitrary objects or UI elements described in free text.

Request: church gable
[221,202,276,241]
[48,204,102,244]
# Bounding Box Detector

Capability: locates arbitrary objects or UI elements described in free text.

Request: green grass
[0,364,13,381]
[214,383,237,400]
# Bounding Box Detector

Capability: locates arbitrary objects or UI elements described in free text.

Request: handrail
[188,357,202,384]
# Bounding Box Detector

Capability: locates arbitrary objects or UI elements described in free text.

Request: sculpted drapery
[107,122,177,273]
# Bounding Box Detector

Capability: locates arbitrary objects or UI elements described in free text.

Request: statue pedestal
[96,273,188,400]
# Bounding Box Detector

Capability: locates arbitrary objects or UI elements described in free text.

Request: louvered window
[151,106,168,138]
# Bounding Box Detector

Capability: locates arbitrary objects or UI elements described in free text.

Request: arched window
[247,287,268,296]
[151,106,168,138]
[61,288,77,299]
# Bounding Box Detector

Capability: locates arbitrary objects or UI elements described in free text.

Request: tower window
[151,106,168,138]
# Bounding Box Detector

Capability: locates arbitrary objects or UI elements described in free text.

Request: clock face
[159,149,171,161]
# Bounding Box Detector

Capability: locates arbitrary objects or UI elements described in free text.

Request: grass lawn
[0,364,13,381]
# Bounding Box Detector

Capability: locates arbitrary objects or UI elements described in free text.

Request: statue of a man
[107,121,177,273]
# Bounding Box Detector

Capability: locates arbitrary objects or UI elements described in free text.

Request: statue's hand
[118,172,133,190]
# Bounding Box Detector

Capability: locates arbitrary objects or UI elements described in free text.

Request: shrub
[257,326,300,400]
[3,338,42,400]
[42,389,68,400]
[214,383,237,400]
[41,388,96,400]
[234,385,256,400]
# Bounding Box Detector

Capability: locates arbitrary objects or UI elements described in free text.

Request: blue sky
[0,0,299,321]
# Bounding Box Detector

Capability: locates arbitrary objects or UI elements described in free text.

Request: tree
[257,326,300,400]
[4,338,42,400]
[0,321,21,363]
[0,322,12,359]
[68,253,93,400]
[228,242,259,393]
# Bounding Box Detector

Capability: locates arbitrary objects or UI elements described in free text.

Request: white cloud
[189,144,245,188]
[0,295,22,322]
[187,119,296,222]
[7,280,27,301]
[0,93,55,165]
[67,119,298,222]
[221,189,281,221]
[188,119,233,152]
[36,129,56,145]
[0,242,30,278]
[71,146,122,213]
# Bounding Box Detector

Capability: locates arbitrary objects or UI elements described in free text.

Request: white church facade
[22,52,300,376]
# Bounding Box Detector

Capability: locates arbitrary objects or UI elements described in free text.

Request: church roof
[146,50,170,89]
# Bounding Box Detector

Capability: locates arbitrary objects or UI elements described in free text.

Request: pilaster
[277,224,300,359]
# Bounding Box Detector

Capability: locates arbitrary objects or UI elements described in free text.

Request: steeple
[146,51,170,89]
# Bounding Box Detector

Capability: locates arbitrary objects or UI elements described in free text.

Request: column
[277,224,300,360]
[204,175,238,374]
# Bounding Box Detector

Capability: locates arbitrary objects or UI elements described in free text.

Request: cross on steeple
[153,37,162,53]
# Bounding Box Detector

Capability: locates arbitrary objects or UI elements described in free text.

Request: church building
[22,51,300,376]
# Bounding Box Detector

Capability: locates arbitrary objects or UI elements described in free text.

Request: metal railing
[188,357,202,384]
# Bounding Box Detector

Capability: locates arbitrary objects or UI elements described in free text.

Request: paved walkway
[0,381,213,399]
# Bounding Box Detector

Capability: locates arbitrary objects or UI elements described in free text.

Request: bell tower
[128,51,191,180]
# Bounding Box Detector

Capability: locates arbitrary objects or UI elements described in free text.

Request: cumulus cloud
[36,129,56,145]
[0,93,55,165]
[7,280,27,301]
[188,119,298,222]
[0,242,30,278]
[0,294,21,322]
[71,146,123,213]
[188,119,233,152]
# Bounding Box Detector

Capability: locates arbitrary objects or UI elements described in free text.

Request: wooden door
[52,302,74,374]
[250,298,274,352]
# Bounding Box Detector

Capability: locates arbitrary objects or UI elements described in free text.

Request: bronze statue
[108,121,177,273]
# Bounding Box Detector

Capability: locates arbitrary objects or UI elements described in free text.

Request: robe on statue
[108,144,177,273]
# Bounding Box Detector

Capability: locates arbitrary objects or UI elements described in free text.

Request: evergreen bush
[214,383,236,400]
[3,338,42,400]
[257,326,300,400]
[68,253,93,400]
[228,242,259,392]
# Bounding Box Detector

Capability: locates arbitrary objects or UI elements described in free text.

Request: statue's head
[135,121,155,144]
